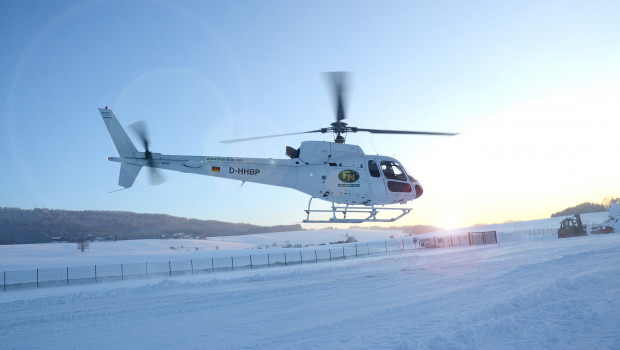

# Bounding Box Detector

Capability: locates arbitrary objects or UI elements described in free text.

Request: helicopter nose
[415,185,423,199]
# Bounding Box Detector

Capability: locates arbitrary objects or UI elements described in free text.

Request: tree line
[0,207,302,244]
[550,197,620,218]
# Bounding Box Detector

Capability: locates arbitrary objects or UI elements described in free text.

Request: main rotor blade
[326,71,349,123]
[220,130,324,144]
[354,128,459,136]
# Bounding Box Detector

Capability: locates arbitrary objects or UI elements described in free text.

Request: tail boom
[100,107,295,189]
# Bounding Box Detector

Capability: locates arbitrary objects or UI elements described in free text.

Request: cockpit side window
[368,160,381,178]
[380,161,408,181]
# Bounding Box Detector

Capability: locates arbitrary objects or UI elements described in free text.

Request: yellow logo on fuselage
[338,170,359,183]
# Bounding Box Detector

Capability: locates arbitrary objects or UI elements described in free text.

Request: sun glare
[413,81,620,227]
[438,209,461,230]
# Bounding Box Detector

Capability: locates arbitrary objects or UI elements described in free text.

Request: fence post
[268,254,270,268]
[367,243,369,255]
[300,251,303,264]
[329,249,332,261]
[355,244,358,257]
[146,262,148,277]
[342,246,345,259]
[231,257,234,270]
[212,258,214,272]
[66,267,69,285]
[315,250,318,263]
[401,239,405,251]
[284,253,287,266]
[121,264,124,280]
[250,255,253,269]
[95,265,97,283]
[3,270,5,291]
[191,260,194,275]
[37,269,39,287]
[168,261,171,277]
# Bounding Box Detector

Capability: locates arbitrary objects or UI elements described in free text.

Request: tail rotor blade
[128,120,150,152]
[147,166,167,186]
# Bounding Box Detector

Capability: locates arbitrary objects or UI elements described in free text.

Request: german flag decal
[211,166,221,172]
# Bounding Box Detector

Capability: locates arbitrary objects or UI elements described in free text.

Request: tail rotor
[128,121,167,186]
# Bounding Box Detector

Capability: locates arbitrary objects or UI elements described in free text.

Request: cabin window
[380,161,408,181]
[387,181,412,192]
[368,160,380,177]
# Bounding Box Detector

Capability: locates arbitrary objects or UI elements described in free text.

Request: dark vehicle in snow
[558,214,587,238]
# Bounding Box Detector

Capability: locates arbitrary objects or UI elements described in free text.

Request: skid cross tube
[303,197,412,223]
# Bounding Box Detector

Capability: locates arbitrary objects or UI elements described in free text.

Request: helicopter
[100,72,457,223]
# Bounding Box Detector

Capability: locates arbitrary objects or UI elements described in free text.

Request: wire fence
[1,231,498,291]
[510,228,556,235]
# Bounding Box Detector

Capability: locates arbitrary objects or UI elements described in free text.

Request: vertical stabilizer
[99,107,138,157]
[119,163,142,188]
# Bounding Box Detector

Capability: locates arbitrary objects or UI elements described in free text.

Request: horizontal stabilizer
[119,163,142,188]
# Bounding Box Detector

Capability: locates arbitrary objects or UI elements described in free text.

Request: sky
[1,0,619,229]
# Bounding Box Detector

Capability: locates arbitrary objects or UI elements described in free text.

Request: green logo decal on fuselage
[338,170,359,183]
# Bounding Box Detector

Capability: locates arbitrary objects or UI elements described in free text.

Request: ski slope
[1,213,619,349]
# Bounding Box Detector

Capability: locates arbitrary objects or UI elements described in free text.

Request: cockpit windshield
[380,161,408,181]
[402,165,417,183]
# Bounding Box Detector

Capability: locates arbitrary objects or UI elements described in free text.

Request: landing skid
[302,197,412,223]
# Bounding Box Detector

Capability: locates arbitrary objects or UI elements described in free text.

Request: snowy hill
[1,212,619,349]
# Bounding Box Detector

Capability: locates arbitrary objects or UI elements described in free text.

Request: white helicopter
[100,72,457,223]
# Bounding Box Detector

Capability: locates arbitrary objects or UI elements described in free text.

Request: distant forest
[0,208,302,245]
[551,197,620,218]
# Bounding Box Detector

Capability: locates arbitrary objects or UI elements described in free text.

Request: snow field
[0,212,609,272]
[1,212,619,349]
[0,229,402,271]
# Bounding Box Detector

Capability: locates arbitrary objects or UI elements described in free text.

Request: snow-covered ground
[1,212,619,349]
[0,229,403,271]
[0,212,611,271]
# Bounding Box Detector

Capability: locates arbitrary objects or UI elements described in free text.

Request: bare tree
[76,237,90,253]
